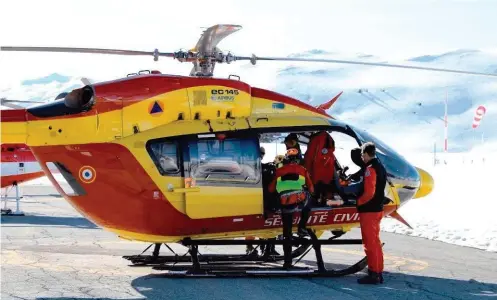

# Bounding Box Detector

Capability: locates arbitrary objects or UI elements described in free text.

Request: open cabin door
[183,133,263,219]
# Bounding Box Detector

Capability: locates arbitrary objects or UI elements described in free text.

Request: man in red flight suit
[357,142,387,284]
[304,131,336,205]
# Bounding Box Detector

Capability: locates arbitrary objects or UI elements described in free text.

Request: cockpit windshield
[349,125,420,182]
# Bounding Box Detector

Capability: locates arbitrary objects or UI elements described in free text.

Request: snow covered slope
[0,73,85,109]
[265,49,497,154]
[381,151,496,252]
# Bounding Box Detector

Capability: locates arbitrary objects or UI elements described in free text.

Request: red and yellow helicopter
[1,24,496,277]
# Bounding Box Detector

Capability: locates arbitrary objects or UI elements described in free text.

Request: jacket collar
[366,157,378,167]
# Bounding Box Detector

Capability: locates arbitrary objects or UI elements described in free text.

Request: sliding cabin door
[182,134,263,219]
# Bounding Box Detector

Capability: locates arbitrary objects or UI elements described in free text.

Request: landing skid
[123,232,367,278]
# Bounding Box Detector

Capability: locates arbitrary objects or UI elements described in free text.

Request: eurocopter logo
[210,89,239,102]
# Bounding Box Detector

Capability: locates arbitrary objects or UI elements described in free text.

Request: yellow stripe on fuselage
[1,121,27,144]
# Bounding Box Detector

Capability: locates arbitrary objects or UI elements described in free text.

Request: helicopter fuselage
[1,74,431,243]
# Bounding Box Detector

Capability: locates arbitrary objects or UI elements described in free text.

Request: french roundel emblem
[79,166,96,184]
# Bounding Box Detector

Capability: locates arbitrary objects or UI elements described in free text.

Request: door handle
[171,187,200,193]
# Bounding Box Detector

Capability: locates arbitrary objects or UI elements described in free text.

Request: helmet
[284,133,299,147]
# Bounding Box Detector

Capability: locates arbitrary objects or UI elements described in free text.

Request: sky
[1,0,497,88]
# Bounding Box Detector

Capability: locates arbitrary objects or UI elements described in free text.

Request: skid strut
[123,234,368,277]
[1,183,25,216]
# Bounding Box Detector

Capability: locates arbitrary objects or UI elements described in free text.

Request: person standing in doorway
[356,142,387,284]
[268,148,314,268]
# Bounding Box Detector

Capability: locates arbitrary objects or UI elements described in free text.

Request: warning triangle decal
[150,101,163,114]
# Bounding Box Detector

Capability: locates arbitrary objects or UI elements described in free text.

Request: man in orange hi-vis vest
[356,142,387,284]
[268,148,314,269]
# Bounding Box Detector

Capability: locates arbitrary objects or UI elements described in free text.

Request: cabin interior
[147,125,366,214]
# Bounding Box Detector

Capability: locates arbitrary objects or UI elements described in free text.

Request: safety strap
[280,190,307,206]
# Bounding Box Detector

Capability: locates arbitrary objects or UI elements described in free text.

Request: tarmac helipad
[1,186,496,300]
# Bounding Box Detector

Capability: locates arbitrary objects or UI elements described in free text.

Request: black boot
[357,270,384,284]
[283,237,292,269]
[298,207,310,236]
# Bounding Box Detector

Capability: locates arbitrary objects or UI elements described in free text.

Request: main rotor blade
[237,56,497,77]
[0,46,175,59]
[1,98,43,104]
[1,98,43,109]
[194,24,242,53]
[0,102,25,109]
[81,77,92,85]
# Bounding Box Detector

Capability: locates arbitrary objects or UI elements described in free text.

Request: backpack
[304,131,336,184]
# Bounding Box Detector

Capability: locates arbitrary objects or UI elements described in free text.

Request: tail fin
[1,109,28,144]
[317,91,343,111]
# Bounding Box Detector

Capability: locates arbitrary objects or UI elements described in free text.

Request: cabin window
[329,131,362,176]
[147,140,181,176]
[187,137,261,185]
[46,162,86,196]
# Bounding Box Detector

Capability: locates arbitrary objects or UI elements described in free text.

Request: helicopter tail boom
[1,109,28,144]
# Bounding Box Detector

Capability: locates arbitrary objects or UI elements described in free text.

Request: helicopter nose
[413,167,434,199]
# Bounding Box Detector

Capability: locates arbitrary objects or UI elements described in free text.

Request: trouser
[282,211,294,265]
[359,211,384,273]
[281,199,311,265]
[314,182,332,206]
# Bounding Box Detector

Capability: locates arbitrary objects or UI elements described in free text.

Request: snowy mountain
[1,49,496,153]
[0,73,84,107]
[266,49,497,154]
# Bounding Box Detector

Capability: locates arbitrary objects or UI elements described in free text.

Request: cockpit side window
[147,140,181,176]
[350,125,420,181]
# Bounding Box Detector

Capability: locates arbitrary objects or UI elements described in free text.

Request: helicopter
[1,24,496,277]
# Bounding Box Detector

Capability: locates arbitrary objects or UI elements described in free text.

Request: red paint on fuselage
[1,109,27,122]
[31,143,395,238]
